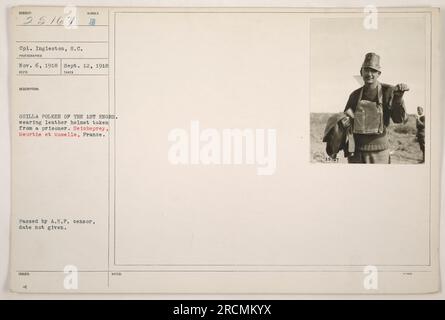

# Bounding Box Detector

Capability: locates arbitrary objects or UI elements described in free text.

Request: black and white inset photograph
[310,16,428,164]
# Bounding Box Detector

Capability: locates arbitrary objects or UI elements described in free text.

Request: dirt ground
[310,113,424,164]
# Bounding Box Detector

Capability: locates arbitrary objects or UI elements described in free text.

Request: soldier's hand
[342,108,354,128]
[394,83,409,96]
[342,117,351,128]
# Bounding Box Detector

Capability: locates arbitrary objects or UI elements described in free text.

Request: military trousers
[347,149,390,164]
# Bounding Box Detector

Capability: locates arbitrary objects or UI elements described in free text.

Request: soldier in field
[416,106,425,163]
[343,52,410,164]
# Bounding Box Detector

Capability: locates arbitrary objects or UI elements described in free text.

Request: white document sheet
[9,6,441,293]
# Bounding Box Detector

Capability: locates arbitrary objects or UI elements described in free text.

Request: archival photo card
[8,7,441,294]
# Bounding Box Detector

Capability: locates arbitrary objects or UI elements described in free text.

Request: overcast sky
[310,16,427,114]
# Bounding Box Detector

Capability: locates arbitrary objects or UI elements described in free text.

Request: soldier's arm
[344,92,356,113]
[390,84,409,123]
[343,92,356,127]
